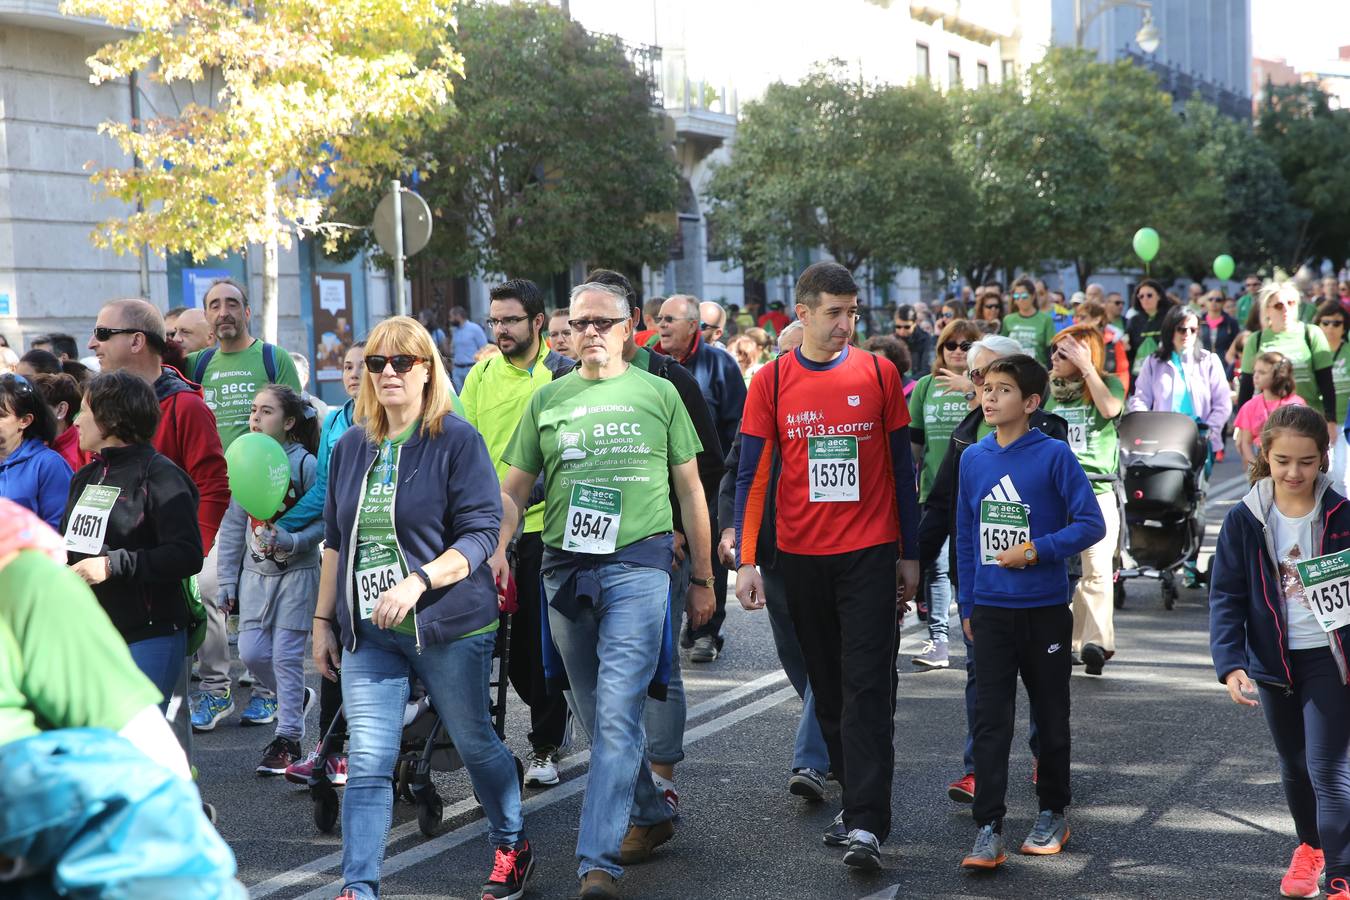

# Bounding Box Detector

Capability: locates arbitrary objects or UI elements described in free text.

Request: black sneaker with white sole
[843,829,882,870]
[789,768,826,801]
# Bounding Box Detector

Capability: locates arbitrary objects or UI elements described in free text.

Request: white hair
[968,335,1022,368]
[776,320,805,351]
[569,282,630,317]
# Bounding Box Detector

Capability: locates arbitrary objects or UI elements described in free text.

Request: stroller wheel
[314,790,339,833]
[202,802,218,826]
[1113,579,1125,610]
[515,755,525,791]
[417,790,445,837]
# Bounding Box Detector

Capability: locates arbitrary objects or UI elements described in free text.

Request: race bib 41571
[64,484,121,556]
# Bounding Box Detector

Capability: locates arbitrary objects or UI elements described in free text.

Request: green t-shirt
[1042,375,1126,494]
[1237,293,1256,328]
[1240,323,1333,411]
[503,365,702,552]
[1299,301,1319,324]
[1329,344,1350,424]
[0,551,162,747]
[908,374,970,502]
[188,340,302,450]
[1000,312,1056,365]
[353,421,496,641]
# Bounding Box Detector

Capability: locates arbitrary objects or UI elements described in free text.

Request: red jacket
[153,365,230,552]
[52,425,88,472]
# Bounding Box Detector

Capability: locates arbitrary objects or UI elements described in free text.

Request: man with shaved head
[165,307,216,354]
[89,298,231,723]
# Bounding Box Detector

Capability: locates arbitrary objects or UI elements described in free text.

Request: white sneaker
[524,748,560,787]
[238,668,255,686]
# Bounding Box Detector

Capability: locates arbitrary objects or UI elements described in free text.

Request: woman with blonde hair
[310,316,533,900]
[1238,281,1339,447]
[1043,324,1125,676]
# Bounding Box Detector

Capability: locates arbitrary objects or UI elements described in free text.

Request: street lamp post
[1074,0,1162,54]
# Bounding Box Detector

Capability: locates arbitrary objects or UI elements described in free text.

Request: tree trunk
[1075,259,1093,293]
[262,174,280,344]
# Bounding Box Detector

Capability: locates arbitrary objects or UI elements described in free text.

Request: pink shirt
[1233,392,1306,446]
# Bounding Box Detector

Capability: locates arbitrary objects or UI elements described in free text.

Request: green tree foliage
[328,0,678,278]
[1257,83,1350,269]
[704,64,965,278]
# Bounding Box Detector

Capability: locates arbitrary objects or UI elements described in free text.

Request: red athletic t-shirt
[740,345,909,559]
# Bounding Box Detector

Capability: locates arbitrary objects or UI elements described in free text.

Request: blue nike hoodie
[955,427,1106,619]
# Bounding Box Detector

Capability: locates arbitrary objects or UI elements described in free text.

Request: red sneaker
[1326,876,1350,900]
[1281,843,1325,898]
[947,773,975,803]
[1032,757,1039,785]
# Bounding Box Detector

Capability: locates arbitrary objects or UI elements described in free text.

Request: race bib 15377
[1295,549,1350,633]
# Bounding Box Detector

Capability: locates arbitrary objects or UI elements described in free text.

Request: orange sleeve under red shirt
[740,346,910,559]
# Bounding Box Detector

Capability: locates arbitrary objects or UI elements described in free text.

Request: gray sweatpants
[237,627,309,741]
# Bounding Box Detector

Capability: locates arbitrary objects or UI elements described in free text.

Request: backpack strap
[262,342,278,383]
[192,347,216,384]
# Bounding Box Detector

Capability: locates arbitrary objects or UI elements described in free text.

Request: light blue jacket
[276,399,354,532]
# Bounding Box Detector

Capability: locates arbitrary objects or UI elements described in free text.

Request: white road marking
[247,674,792,898]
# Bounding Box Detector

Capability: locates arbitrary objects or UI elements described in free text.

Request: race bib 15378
[807,435,859,502]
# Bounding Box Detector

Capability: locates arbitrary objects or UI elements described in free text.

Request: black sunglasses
[1,372,33,395]
[93,325,163,349]
[942,340,973,352]
[569,317,628,335]
[364,354,427,374]
[969,366,987,385]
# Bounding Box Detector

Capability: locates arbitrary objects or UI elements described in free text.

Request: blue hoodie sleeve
[1032,445,1107,564]
[955,447,979,620]
[1208,508,1253,684]
[277,408,340,531]
[35,452,73,531]
[283,452,326,554]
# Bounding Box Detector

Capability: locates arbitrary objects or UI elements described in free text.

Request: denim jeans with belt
[543,561,673,879]
[338,617,523,899]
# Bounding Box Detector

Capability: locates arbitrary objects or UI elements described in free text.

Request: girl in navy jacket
[1209,404,1350,900]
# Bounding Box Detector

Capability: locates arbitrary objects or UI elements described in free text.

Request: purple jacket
[1127,348,1232,450]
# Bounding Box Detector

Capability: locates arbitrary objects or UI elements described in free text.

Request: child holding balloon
[216,385,322,776]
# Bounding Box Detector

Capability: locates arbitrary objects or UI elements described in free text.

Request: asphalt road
[200,454,1299,900]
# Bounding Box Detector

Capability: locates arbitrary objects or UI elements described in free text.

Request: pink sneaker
[284,749,348,786]
[1281,843,1325,898]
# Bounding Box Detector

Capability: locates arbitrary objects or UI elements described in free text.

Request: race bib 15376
[979,499,1029,565]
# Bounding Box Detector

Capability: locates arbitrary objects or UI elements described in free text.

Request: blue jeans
[339,618,523,899]
[762,563,829,772]
[129,631,187,712]
[644,553,687,766]
[927,538,953,642]
[543,562,673,879]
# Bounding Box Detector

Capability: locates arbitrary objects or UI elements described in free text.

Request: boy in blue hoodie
[954,354,1105,870]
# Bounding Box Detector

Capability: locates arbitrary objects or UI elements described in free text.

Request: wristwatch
[412,567,434,590]
[1022,542,1039,566]
[690,574,716,589]
[963,390,977,402]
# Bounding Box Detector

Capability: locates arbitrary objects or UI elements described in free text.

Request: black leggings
[1258,646,1350,883]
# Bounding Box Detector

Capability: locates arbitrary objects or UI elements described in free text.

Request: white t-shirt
[1271,506,1331,650]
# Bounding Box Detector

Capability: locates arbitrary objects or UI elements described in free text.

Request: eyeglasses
[1320,320,1346,329]
[942,340,973,352]
[1010,292,1032,301]
[569,317,628,335]
[654,315,697,325]
[485,315,529,329]
[1268,301,1288,310]
[364,355,427,374]
[698,322,717,331]
[983,303,1002,311]
[1176,326,1199,334]
[1,373,33,395]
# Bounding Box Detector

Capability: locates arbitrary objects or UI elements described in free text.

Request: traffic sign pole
[392,180,406,317]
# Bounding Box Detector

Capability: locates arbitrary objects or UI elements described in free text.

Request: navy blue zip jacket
[1209,474,1350,688]
[324,413,502,652]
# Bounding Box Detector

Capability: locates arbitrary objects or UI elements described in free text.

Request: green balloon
[224,432,291,520]
[1213,254,1235,281]
[1133,227,1160,263]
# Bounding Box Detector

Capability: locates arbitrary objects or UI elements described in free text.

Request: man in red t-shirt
[734,262,920,873]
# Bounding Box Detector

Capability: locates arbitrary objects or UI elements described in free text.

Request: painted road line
[247,672,791,897]
[285,685,802,900]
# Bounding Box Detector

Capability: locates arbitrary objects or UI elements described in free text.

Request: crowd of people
[1,263,1349,900]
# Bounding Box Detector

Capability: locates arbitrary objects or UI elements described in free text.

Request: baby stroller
[308,611,523,838]
[1114,411,1210,610]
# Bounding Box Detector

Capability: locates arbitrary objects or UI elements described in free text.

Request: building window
[948,53,962,87]
[916,42,930,81]
[977,62,990,86]
[1002,59,1016,81]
